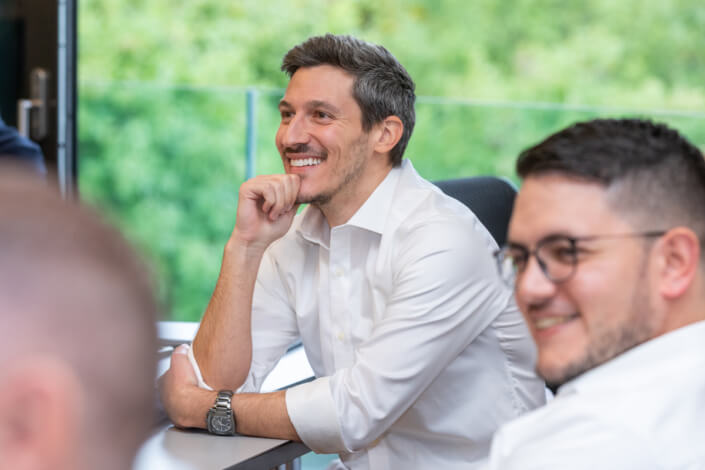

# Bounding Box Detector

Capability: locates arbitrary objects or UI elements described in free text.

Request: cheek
[274,127,286,151]
[318,127,351,149]
[570,273,606,313]
[570,265,635,329]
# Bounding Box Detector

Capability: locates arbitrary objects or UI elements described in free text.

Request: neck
[658,276,705,336]
[319,164,393,227]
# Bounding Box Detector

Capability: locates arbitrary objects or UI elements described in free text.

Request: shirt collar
[557,319,705,397]
[296,205,330,248]
[295,160,408,247]
[345,162,402,234]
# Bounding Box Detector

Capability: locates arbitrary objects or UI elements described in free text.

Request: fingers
[244,174,300,221]
[276,175,301,219]
[167,344,198,386]
[159,345,209,429]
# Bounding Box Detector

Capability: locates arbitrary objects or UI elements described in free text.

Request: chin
[296,189,332,206]
[295,193,317,205]
[537,353,586,390]
[538,365,570,391]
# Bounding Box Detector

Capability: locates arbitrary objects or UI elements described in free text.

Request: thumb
[170,345,198,385]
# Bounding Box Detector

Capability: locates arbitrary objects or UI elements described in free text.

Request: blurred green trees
[78,0,705,320]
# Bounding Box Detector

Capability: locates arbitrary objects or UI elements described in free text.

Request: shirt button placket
[329,228,345,367]
[329,227,353,367]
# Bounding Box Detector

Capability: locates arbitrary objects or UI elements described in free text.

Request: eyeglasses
[494,231,667,287]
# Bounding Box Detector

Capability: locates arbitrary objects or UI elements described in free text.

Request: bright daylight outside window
[77,0,705,322]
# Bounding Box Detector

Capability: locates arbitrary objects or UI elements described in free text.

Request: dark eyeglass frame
[493,230,668,286]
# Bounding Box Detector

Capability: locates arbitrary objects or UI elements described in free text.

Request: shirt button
[337,332,345,341]
[334,268,344,278]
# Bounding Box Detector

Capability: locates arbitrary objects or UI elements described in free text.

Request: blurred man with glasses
[485,118,705,469]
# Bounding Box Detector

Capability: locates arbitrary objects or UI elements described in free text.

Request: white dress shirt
[483,320,705,470]
[194,160,545,469]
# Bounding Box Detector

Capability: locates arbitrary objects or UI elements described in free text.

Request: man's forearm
[173,388,300,442]
[233,391,300,441]
[192,237,267,389]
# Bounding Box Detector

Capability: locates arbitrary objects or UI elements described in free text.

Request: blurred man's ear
[0,359,82,470]
[656,227,701,300]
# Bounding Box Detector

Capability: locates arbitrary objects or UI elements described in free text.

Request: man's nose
[515,256,557,306]
[280,115,310,148]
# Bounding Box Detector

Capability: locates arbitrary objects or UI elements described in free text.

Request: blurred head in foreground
[0,164,158,470]
[502,118,705,389]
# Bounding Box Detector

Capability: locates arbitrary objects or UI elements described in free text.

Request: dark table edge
[226,441,311,470]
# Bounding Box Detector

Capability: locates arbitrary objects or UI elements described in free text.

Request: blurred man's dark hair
[517,118,705,261]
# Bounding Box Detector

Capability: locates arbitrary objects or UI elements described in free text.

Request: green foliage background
[78,0,705,321]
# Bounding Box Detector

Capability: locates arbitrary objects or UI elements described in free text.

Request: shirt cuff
[285,376,346,453]
[186,344,214,391]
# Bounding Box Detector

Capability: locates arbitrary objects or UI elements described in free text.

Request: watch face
[211,413,234,434]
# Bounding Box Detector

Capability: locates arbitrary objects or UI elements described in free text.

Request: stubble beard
[295,134,370,207]
[540,257,658,390]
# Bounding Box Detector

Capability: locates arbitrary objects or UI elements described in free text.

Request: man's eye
[545,245,576,263]
[280,110,293,120]
[514,256,529,271]
[314,111,331,119]
[507,251,528,271]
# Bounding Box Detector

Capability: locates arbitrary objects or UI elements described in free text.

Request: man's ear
[372,116,404,155]
[0,359,82,470]
[656,227,701,299]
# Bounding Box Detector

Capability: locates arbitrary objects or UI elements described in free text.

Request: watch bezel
[207,408,235,435]
[206,390,236,436]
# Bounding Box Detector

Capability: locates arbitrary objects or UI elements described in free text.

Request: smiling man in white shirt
[486,119,705,469]
[160,34,545,469]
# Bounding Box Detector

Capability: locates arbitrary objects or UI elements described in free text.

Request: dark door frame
[57,0,78,198]
[0,0,77,197]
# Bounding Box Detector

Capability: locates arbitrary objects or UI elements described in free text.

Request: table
[134,321,314,469]
[134,423,310,470]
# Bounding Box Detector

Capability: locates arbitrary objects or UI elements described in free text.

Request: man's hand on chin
[159,344,216,429]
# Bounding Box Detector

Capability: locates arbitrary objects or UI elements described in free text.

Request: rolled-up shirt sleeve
[285,218,509,453]
[286,376,346,452]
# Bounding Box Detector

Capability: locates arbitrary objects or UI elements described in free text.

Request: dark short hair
[517,118,705,259]
[282,34,416,166]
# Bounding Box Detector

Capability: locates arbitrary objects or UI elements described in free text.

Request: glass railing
[78,80,705,321]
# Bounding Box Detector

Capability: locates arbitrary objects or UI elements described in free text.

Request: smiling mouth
[289,158,323,167]
[533,313,579,330]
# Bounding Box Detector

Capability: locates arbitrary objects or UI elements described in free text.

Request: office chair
[434,176,517,247]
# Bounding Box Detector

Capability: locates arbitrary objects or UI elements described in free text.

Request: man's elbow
[341,423,386,453]
[192,344,251,390]
[201,366,250,391]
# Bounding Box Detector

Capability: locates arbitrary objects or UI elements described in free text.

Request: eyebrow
[505,241,529,250]
[278,99,342,115]
[505,232,575,248]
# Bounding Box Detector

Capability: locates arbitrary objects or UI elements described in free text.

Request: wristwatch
[206,390,237,435]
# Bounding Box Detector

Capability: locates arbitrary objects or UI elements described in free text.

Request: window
[78,0,705,321]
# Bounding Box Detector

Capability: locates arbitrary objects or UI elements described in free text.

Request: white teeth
[534,315,576,330]
[290,158,322,167]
